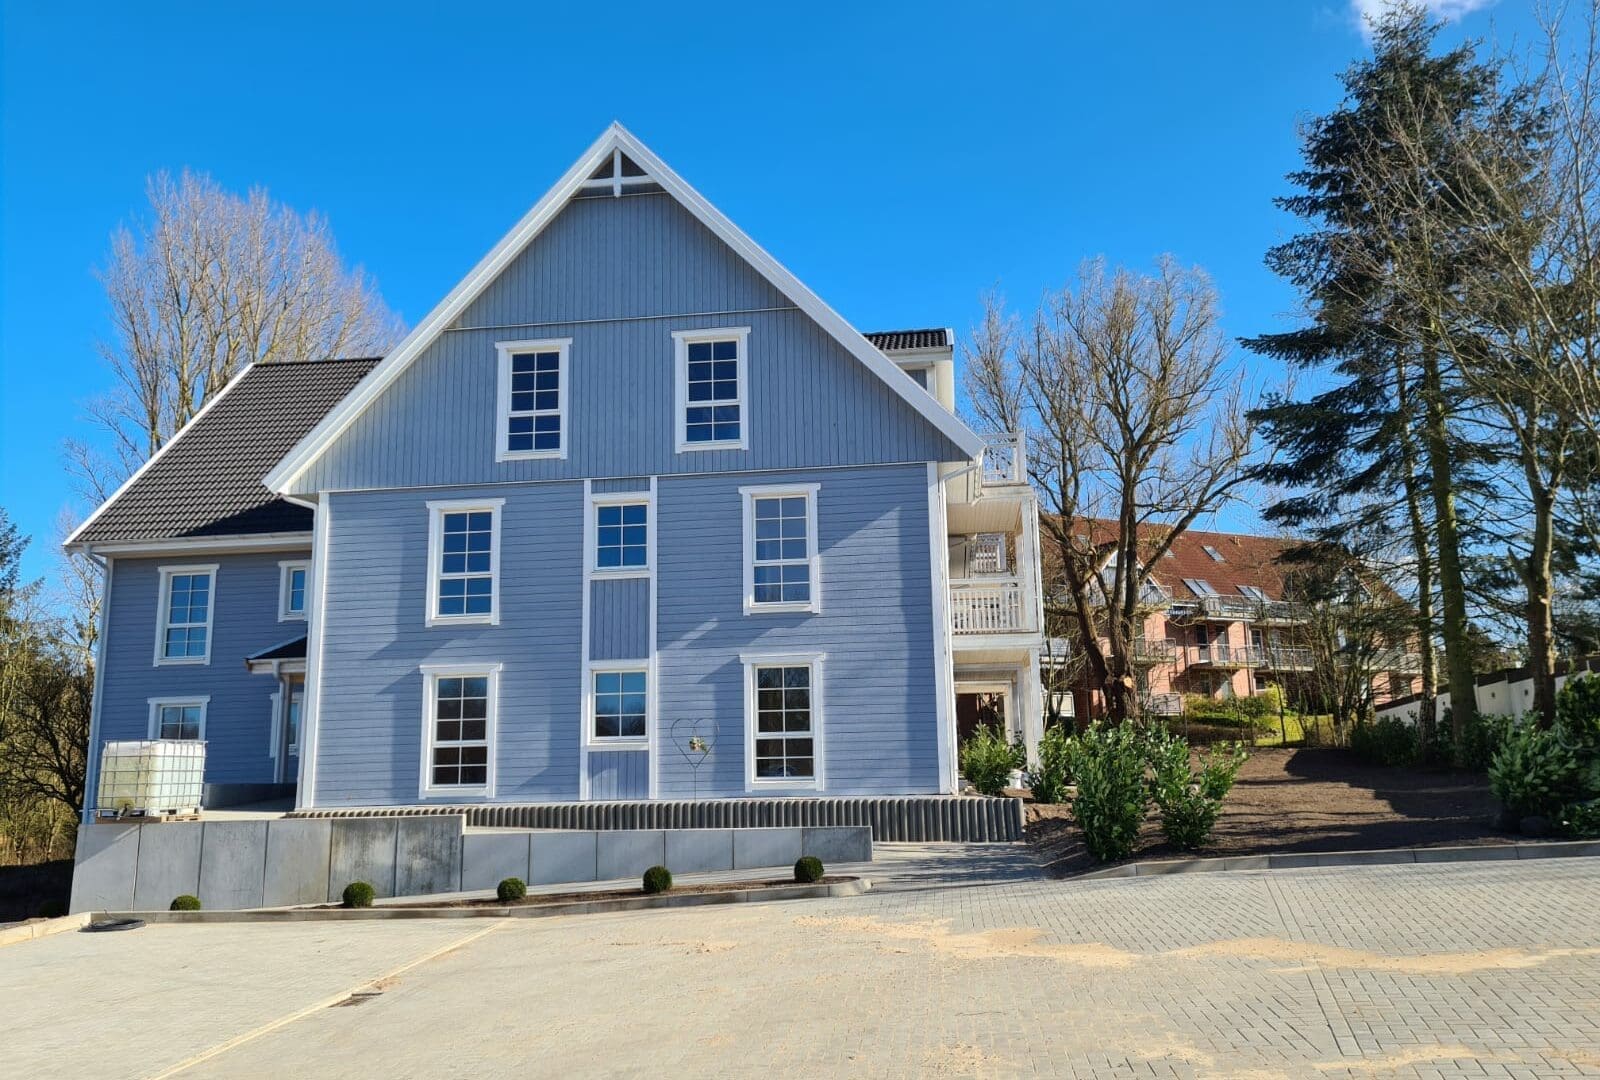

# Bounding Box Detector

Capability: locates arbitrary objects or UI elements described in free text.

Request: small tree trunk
[1525,480,1558,728]
[1421,342,1477,742]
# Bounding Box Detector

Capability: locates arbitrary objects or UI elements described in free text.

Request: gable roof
[264,124,985,494]
[66,358,380,547]
[865,328,950,351]
[1041,518,1307,603]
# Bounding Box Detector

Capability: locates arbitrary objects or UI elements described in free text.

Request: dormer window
[674,327,749,452]
[495,339,570,461]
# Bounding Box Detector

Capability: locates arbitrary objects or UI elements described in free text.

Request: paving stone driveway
[3,853,1598,1078]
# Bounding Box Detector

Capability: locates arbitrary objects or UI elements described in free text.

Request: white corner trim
[424,498,506,628]
[277,559,310,622]
[418,663,501,799]
[152,563,219,667]
[741,652,825,793]
[739,482,821,615]
[494,337,572,462]
[672,326,750,453]
[927,462,957,794]
[296,502,331,809]
[146,695,211,740]
[64,363,259,549]
[261,123,986,494]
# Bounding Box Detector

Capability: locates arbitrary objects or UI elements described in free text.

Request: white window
[673,327,749,452]
[740,484,820,614]
[495,338,570,461]
[588,666,648,745]
[741,652,824,791]
[278,560,309,621]
[425,499,504,627]
[420,664,499,797]
[154,564,217,665]
[589,495,650,575]
[148,696,208,740]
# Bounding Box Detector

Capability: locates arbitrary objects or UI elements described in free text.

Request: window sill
[744,602,820,616]
[154,656,212,667]
[425,614,499,629]
[278,612,307,623]
[586,738,649,750]
[418,787,493,800]
[497,448,565,462]
[675,440,747,454]
[747,778,821,793]
[590,567,650,580]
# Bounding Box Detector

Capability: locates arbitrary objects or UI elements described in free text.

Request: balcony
[1192,596,1308,623]
[1259,645,1314,671]
[980,431,1027,487]
[1131,638,1178,665]
[950,578,1034,635]
[1188,643,1262,668]
[1370,648,1423,673]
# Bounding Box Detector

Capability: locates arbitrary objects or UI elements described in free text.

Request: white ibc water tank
[97,740,206,817]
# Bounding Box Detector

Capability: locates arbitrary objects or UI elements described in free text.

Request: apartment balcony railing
[1370,648,1423,673]
[1190,596,1308,623]
[980,431,1027,487]
[1131,638,1178,664]
[950,578,1034,635]
[1188,643,1263,668]
[1258,645,1314,671]
[1140,692,1183,717]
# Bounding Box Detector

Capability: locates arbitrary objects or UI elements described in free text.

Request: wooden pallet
[95,809,201,823]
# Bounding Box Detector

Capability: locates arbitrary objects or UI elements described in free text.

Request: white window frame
[153,563,219,666]
[586,491,653,579]
[740,651,825,792]
[278,559,310,621]
[673,326,750,453]
[418,663,501,799]
[740,483,820,615]
[584,662,651,749]
[425,499,505,628]
[147,695,210,741]
[495,338,571,462]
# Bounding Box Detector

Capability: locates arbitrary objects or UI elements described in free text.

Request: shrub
[1146,734,1248,851]
[1557,675,1600,751]
[960,723,1026,796]
[169,894,201,911]
[1181,692,1276,732]
[793,856,824,883]
[642,865,673,894]
[1349,716,1419,766]
[341,881,375,909]
[496,877,527,903]
[1489,726,1585,819]
[1454,710,1515,771]
[1028,724,1073,804]
[1560,799,1600,839]
[1062,722,1149,863]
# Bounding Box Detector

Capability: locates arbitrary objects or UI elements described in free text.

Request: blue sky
[0,0,1538,584]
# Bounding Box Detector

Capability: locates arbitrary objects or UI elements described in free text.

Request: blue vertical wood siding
[654,463,939,797]
[97,552,304,788]
[591,476,652,494]
[313,483,585,806]
[288,193,965,496]
[586,750,649,800]
[589,577,649,661]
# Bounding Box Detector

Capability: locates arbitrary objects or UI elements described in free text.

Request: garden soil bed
[355,876,858,910]
[1024,747,1505,878]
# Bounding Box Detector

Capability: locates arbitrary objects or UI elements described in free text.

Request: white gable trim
[262,123,984,494]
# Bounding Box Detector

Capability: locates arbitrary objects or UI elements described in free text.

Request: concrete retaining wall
[69,816,871,913]
[294,795,1024,842]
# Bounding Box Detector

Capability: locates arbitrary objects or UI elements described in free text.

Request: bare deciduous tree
[68,170,405,499]
[966,258,1261,722]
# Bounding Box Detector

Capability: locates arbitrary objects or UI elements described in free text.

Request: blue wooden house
[67,125,1045,814]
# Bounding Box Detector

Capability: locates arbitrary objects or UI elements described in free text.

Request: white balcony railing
[1259,645,1314,671]
[1188,643,1263,668]
[950,578,1031,635]
[981,431,1027,486]
[1191,596,1308,623]
[970,533,1008,574]
[1131,638,1178,664]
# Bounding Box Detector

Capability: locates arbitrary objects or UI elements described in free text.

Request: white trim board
[262,122,985,493]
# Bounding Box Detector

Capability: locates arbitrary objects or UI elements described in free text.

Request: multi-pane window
[743,486,818,612]
[279,561,308,620]
[158,567,214,663]
[595,503,648,570]
[155,702,204,740]
[675,328,748,451]
[753,665,814,781]
[592,670,647,740]
[496,339,569,460]
[427,501,502,625]
[428,674,492,790]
